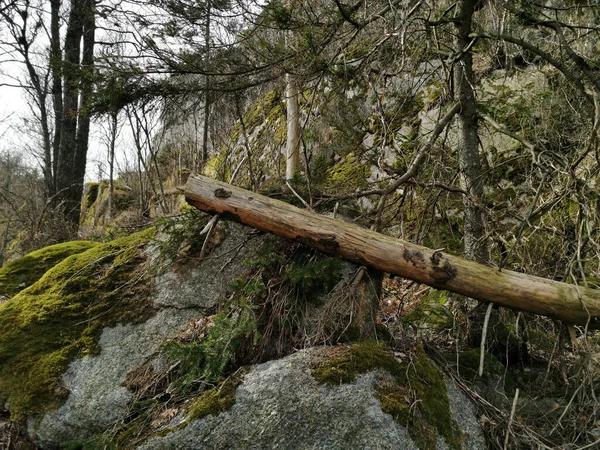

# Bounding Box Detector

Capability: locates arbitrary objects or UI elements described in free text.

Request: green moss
[60,434,116,450]
[326,153,370,192]
[188,372,244,420]
[0,241,99,297]
[0,228,157,420]
[82,182,101,210]
[148,371,244,442]
[203,150,232,181]
[312,342,463,450]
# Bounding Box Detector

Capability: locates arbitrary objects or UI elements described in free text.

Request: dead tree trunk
[185,174,600,328]
[285,73,301,180]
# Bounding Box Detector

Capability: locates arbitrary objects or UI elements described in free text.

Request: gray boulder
[139,348,486,450]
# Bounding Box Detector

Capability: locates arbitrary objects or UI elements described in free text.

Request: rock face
[28,311,200,448]
[139,349,486,450]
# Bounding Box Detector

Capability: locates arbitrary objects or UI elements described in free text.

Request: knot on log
[214,188,232,198]
[403,248,426,269]
[430,251,457,284]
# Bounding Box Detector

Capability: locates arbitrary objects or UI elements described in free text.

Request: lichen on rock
[138,346,485,450]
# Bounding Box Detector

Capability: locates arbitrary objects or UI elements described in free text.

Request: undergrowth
[102,238,345,448]
[164,240,344,393]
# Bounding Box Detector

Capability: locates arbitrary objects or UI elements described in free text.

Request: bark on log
[185,174,600,328]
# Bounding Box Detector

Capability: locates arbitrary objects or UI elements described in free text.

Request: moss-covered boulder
[0,241,98,297]
[15,221,270,448]
[138,345,485,450]
[0,231,155,423]
[0,217,485,449]
[80,181,135,230]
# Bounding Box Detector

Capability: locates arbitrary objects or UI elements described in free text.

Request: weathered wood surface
[185,174,600,328]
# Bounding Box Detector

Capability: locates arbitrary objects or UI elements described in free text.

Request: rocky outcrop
[0,217,486,449]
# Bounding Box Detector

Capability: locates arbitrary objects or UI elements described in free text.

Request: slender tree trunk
[54,0,95,226]
[71,0,95,223]
[18,28,53,201]
[107,111,117,219]
[50,0,62,197]
[454,0,488,263]
[285,73,301,180]
[201,0,211,168]
[23,56,53,201]
[136,152,147,216]
[56,0,84,223]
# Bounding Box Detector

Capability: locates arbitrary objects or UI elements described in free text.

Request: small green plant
[164,242,345,394]
[284,257,344,302]
[164,276,261,392]
[153,209,210,262]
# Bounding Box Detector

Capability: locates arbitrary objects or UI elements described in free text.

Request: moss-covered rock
[188,371,245,421]
[0,229,156,420]
[0,241,99,298]
[80,181,135,230]
[325,153,370,193]
[138,346,484,450]
[312,342,464,450]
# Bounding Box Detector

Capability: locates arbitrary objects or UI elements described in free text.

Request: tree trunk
[56,0,84,223]
[107,111,118,219]
[50,0,62,197]
[201,0,211,168]
[71,0,95,223]
[454,0,488,263]
[185,174,600,329]
[285,73,301,180]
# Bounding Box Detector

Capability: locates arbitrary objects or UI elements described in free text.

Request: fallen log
[185,174,600,328]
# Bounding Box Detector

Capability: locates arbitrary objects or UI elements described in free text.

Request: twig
[576,437,600,450]
[479,302,494,377]
[551,383,583,435]
[504,388,520,450]
[199,215,221,261]
[286,180,312,210]
[199,213,221,236]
